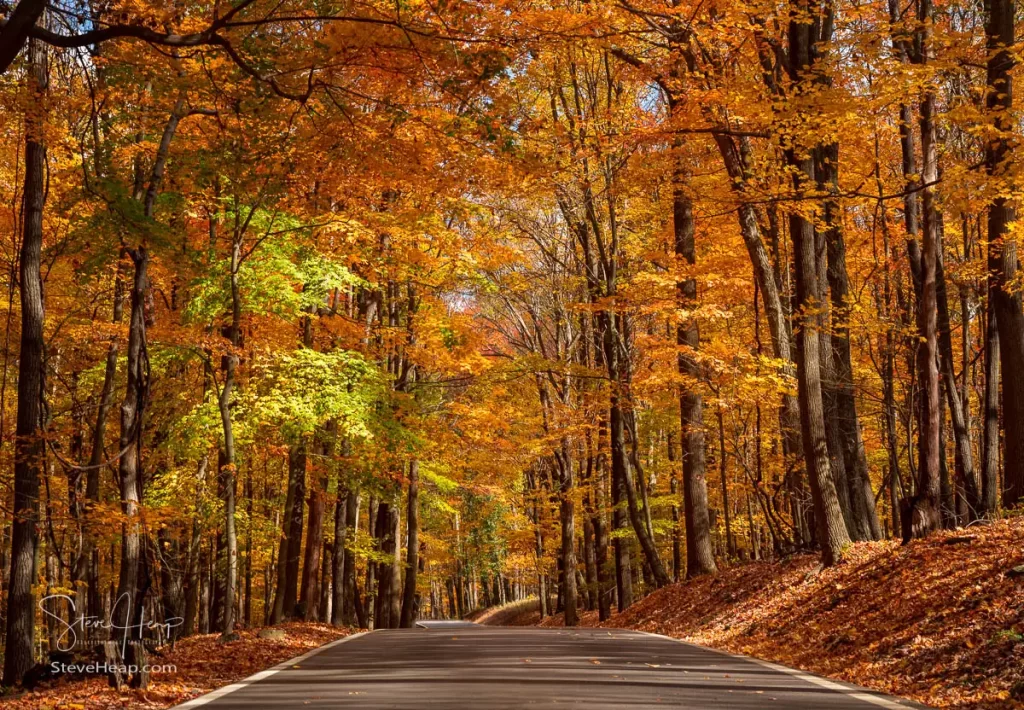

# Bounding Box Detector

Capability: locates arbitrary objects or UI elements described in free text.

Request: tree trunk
[533,493,547,619]
[882,335,903,537]
[717,411,735,557]
[611,328,670,587]
[786,5,853,565]
[888,0,928,514]
[344,491,361,626]
[115,248,149,636]
[981,294,1000,515]
[373,502,389,626]
[674,187,717,577]
[199,544,210,633]
[936,245,981,519]
[182,460,205,636]
[331,479,349,626]
[217,240,240,638]
[374,501,401,629]
[906,0,944,538]
[558,452,578,626]
[389,503,402,627]
[669,473,681,580]
[400,461,420,627]
[818,142,882,541]
[283,444,306,618]
[300,472,325,620]
[318,532,331,622]
[270,455,293,624]
[365,497,378,627]
[985,0,1024,509]
[3,34,47,685]
[582,511,597,610]
[244,469,253,627]
[158,528,183,642]
[609,404,634,609]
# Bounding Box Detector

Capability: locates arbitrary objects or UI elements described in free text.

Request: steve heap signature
[39,593,184,655]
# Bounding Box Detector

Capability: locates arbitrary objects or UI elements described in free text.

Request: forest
[0,0,1022,692]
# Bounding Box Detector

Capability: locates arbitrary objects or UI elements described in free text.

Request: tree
[985,0,1024,511]
[3,31,47,687]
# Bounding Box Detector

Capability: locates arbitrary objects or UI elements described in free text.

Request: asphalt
[174,624,926,709]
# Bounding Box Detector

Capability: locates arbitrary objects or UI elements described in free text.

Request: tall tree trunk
[985,0,1024,509]
[344,491,362,627]
[591,457,611,620]
[883,338,903,537]
[717,411,734,557]
[580,442,599,612]
[605,314,670,587]
[582,509,597,610]
[532,486,548,618]
[388,502,402,627]
[331,473,349,627]
[373,502,389,626]
[217,240,240,638]
[346,493,366,627]
[400,461,420,628]
[664,433,682,576]
[558,451,578,626]
[115,248,149,638]
[281,444,306,619]
[200,543,211,633]
[374,501,401,629]
[981,294,1000,515]
[786,4,853,565]
[300,472,325,620]
[210,523,225,629]
[3,33,47,685]
[906,0,944,538]
[182,460,205,636]
[270,459,292,624]
[609,404,634,609]
[318,533,331,622]
[365,496,378,628]
[158,528,184,640]
[244,469,253,627]
[817,142,882,541]
[936,246,981,518]
[674,186,716,577]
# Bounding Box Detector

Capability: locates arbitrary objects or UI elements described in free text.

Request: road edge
[170,631,368,709]
[632,630,928,709]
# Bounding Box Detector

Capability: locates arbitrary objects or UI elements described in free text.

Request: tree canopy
[0,0,1022,688]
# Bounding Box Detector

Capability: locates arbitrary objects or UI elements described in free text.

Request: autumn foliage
[0,0,1022,703]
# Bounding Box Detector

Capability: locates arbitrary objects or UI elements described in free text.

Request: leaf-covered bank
[0,623,346,710]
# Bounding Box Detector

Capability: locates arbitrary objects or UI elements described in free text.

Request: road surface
[175,624,924,709]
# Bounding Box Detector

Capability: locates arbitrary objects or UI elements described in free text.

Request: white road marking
[171,631,368,709]
[634,630,915,709]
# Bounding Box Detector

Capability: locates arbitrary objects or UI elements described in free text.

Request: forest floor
[0,621,347,709]
[497,517,1024,709]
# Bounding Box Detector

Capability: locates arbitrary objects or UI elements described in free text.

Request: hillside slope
[507,519,1024,709]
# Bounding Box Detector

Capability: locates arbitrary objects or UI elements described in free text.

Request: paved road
[176,625,924,709]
